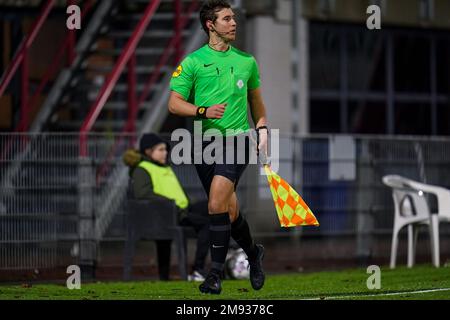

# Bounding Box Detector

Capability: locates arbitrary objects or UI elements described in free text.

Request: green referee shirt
[170,44,261,136]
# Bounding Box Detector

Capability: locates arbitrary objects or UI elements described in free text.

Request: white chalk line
[304,287,450,300]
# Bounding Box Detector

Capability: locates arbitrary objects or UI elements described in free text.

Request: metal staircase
[43,0,200,133]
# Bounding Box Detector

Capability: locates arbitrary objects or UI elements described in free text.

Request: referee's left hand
[257,128,268,158]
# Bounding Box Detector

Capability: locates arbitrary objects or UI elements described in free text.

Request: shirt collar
[205,44,233,57]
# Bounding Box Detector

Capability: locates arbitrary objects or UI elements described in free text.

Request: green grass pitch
[0,264,449,300]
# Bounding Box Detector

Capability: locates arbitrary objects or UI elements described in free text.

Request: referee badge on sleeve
[172,65,183,78]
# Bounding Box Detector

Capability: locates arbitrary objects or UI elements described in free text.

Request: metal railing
[1,133,450,272]
[0,0,95,133]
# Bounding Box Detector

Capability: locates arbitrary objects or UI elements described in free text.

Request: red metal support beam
[80,0,161,156]
[174,0,183,64]
[67,30,77,67]
[67,0,77,66]
[18,48,29,132]
[0,0,55,97]
[67,30,76,66]
[126,53,137,134]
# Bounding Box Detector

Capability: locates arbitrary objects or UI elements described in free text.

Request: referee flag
[264,165,319,228]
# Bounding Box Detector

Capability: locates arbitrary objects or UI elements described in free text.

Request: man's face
[209,8,236,42]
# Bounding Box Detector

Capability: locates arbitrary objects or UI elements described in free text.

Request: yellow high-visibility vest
[138,161,189,209]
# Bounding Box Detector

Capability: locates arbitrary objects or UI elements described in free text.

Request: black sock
[231,213,257,260]
[209,212,231,273]
[193,223,209,272]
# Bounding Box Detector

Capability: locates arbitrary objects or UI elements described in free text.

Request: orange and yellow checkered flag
[264,165,319,228]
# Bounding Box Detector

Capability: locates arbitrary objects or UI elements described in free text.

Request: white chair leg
[390,228,399,269]
[413,225,420,266]
[407,224,414,268]
[429,214,440,267]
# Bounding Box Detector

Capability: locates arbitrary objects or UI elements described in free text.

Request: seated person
[123,133,209,281]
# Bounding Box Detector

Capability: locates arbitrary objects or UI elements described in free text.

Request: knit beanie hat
[139,133,169,154]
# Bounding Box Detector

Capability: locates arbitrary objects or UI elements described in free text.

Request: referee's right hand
[206,103,227,119]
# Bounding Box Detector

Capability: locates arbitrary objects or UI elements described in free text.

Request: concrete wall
[245,16,293,134]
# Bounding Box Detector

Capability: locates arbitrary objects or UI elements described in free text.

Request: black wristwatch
[196,106,208,119]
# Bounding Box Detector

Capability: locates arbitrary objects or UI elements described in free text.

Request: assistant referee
[168,0,269,295]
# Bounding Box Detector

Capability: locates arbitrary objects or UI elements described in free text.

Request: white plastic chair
[403,177,450,267]
[382,175,450,268]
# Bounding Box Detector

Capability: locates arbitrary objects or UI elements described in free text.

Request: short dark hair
[199,0,231,35]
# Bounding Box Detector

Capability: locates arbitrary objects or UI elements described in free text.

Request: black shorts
[192,134,251,196]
